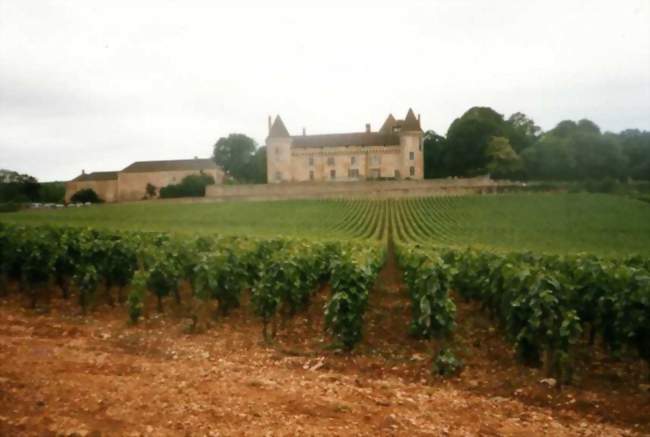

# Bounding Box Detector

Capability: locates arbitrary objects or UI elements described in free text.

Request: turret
[266,115,293,183]
[399,108,423,179]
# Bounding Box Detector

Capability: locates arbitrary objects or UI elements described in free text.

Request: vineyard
[1,193,650,434]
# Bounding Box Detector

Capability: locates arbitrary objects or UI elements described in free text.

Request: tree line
[424,107,650,181]
[212,108,649,183]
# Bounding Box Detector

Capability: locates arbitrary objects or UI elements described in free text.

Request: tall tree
[506,112,542,152]
[485,136,522,179]
[212,134,257,181]
[619,129,650,180]
[445,107,508,176]
[422,130,449,179]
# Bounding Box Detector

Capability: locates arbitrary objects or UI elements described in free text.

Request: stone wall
[206,176,505,201]
[65,179,118,203]
[117,168,224,201]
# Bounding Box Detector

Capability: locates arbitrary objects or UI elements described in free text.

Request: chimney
[82,169,85,175]
[302,127,306,136]
[365,123,371,133]
[268,115,272,134]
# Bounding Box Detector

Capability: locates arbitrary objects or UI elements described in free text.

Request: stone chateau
[65,158,224,202]
[266,109,424,183]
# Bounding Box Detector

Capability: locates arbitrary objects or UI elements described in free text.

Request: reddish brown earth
[0,260,649,436]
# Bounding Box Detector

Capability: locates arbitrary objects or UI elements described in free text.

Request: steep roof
[292,132,400,148]
[121,159,218,173]
[72,171,118,182]
[401,108,422,132]
[268,115,290,138]
[379,114,397,133]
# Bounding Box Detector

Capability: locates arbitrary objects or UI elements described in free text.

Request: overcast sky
[1,0,649,181]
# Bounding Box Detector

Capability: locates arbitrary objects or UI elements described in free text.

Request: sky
[1,0,649,181]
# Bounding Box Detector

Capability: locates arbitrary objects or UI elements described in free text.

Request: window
[309,170,314,181]
[308,156,314,166]
[330,169,336,179]
[370,155,381,166]
[350,156,357,165]
[419,140,422,151]
[409,166,415,176]
[409,151,415,160]
[275,171,282,181]
[370,169,380,179]
[348,168,359,178]
[327,156,335,166]
[394,169,400,179]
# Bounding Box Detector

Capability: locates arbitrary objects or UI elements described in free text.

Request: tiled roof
[291,132,400,148]
[402,108,422,131]
[121,159,218,173]
[72,171,118,182]
[379,114,397,133]
[268,115,290,138]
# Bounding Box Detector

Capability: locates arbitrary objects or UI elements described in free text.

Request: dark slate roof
[121,159,218,173]
[72,171,118,182]
[291,132,400,148]
[268,115,290,138]
[402,108,422,131]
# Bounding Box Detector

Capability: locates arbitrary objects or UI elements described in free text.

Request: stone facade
[266,109,424,184]
[65,159,224,203]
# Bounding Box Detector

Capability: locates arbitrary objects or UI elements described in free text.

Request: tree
[619,129,650,180]
[212,134,257,181]
[159,174,215,198]
[240,146,267,184]
[485,136,522,179]
[422,130,449,179]
[145,183,157,199]
[0,170,40,203]
[70,188,102,203]
[506,112,542,153]
[445,107,509,176]
[522,133,575,180]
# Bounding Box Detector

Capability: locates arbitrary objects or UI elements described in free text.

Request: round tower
[399,108,424,179]
[266,115,292,183]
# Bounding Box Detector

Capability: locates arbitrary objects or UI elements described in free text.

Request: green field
[2,193,649,256]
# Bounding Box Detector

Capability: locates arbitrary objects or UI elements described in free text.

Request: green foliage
[159,173,215,198]
[70,188,103,203]
[445,107,509,176]
[325,244,384,350]
[212,133,261,182]
[0,170,40,203]
[422,130,450,179]
[404,245,650,382]
[432,348,464,377]
[127,270,149,324]
[38,182,65,203]
[397,248,456,340]
[485,136,522,179]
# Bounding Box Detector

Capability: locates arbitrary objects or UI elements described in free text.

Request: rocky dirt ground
[0,268,649,436]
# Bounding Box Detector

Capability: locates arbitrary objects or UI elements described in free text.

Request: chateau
[65,158,224,202]
[266,109,424,184]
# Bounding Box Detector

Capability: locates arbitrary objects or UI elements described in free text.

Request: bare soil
[0,257,649,436]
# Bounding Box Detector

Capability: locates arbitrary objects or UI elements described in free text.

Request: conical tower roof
[379,113,397,133]
[268,115,290,138]
[401,108,421,132]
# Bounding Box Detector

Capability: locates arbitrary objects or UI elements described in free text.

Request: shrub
[70,188,103,203]
[159,174,215,198]
[0,203,21,213]
[432,348,464,377]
